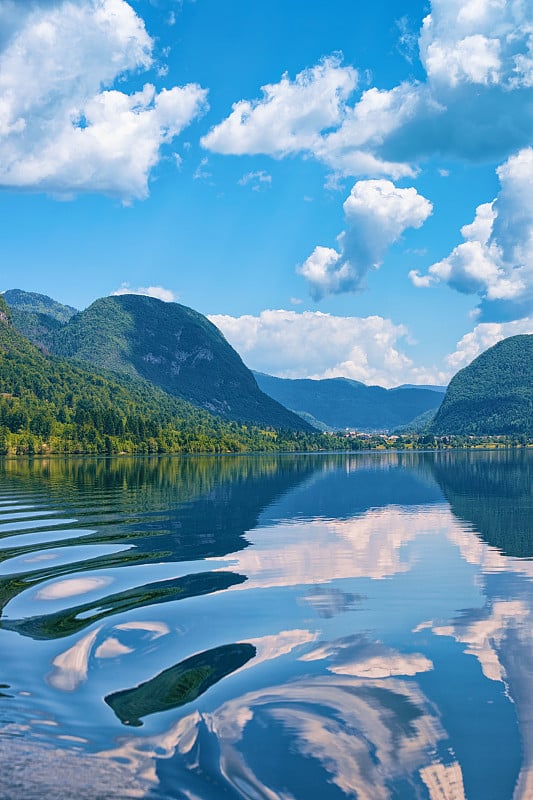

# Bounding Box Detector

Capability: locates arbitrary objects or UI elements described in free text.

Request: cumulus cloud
[419,0,532,90]
[316,82,424,178]
[298,179,432,299]
[410,148,533,321]
[209,309,446,387]
[0,0,207,200]
[356,0,533,166]
[202,0,533,177]
[112,284,177,302]
[201,55,357,158]
[210,306,532,386]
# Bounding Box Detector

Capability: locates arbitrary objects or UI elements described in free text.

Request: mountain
[253,372,443,431]
[2,289,77,351]
[44,294,311,430]
[0,295,251,453]
[0,296,329,455]
[430,334,533,435]
[396,384,447,393]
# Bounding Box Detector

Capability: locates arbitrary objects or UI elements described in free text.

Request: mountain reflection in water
[429,449,533,557]
[106,642,256,726]
[0,450,531,800]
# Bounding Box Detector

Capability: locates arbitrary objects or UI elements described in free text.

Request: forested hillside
[46,294,312,430]
[431,335,533,435]
[0,297,332,455]
[3,289,78,352]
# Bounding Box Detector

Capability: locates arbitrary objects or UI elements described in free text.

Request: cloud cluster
[112,284,177,302]
[419,0,533,90]
[209,309,447,387]
[211,306,533,387]
[410,148,533,321]
[202,0,533,175]
[299,180,432,299]
[0,0,207,200]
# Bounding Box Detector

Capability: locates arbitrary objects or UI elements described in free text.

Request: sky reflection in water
[0,451,531,799]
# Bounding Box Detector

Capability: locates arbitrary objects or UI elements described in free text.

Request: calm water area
[0,449,532,800]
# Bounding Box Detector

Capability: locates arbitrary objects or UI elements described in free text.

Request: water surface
[0,450,531,799]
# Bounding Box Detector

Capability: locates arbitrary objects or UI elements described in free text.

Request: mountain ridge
[253,371,444,432]
[3,289,78,353]
[5,291,312,431]
[0,295,337,455]
[430,334,533,435]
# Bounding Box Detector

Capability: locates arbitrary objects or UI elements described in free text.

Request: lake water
[0,450,532,800]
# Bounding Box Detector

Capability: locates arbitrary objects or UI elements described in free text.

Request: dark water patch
[106,642,256,726]
[4,571,247,640]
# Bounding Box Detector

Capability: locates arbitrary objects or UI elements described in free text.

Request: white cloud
[297,246,345,299]
[209,309,446,387]
[373,0,533,165]
[395,16,419,64]
[0,0,207,200]
[201,55,357,157]
[408,270,434,288]
[112,284,177,302]
[316,82,423,179]
[423,32,502,88]
[419,0,531,90]
[210,306,532,387]
[411,148,533,321]
[202,0,533,177]
[299,179,432,299]
[238,170,272,190]
[193,156,211,181]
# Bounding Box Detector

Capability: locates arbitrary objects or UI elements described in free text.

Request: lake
[0,449,532,799]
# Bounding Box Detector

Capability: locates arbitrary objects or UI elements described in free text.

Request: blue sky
[0,0,532,386]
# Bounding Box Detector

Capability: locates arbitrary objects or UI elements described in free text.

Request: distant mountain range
[253,372,444,432]
[430,334,533,436]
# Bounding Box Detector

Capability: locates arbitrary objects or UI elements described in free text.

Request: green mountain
[431,334,533,435]
[253,372,443,432]
[3,289,77,323]
[393,407,439,435]
[0,295,323,455]
[2,289,78,352]
[6,292,311,431]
